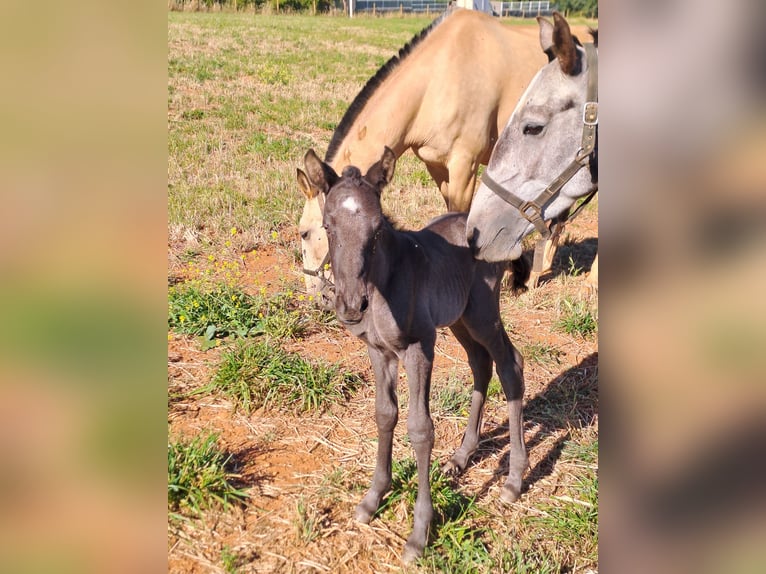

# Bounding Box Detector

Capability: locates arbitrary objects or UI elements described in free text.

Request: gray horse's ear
[552,12,578,75]
[538,16,554,54]
[303,149,338,195]
[365,146,396,191]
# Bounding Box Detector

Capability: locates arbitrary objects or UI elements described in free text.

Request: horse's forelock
[341,166,362,179]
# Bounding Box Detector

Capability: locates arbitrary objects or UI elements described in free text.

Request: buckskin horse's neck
[328,84,424,174]
[325,11,450,172]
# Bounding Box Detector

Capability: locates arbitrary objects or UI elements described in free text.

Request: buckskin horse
[297,147,528,563]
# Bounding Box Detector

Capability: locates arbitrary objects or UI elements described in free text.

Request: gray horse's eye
[523,124,544,136]
[300,230,310,240]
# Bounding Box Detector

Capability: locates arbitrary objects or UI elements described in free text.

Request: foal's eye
[523,124,545,136]
[300,230,310,240]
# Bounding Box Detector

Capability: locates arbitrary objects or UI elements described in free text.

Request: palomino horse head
[299,147,396,325]
[466,12,598,263]
[296,168,335,309]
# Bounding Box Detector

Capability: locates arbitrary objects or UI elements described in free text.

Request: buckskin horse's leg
[355,346,399,524]
[442,320,492,475]
[401,339,436,564]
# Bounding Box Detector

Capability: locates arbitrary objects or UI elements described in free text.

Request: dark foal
[297,147,528,563]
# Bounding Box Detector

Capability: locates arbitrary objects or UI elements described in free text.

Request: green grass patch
[374,458,500,571]
[556,297,597,338]
[521,436,599,569]
[522,342,563,367]
[168,432,247,517]
[168,284,310,346]
[527,473,598,564]
[206,339,363,413]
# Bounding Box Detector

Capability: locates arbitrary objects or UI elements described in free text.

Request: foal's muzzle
[336,294,369,325]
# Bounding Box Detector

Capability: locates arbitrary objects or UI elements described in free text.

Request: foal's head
[298,147,396,324]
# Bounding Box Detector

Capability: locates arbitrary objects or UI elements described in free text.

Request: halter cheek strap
[301,190,335,291]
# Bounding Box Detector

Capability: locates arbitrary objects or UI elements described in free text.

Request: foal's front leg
[401,340,436,564]
[355,346,399,524]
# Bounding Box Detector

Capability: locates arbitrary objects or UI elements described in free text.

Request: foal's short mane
[324,10,452,165]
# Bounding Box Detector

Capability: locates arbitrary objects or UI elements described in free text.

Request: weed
[294,498,322,544]
[528,473,598,565]
[168,283,261,340]
[495,546,559,574]
[377,459,470,520]
[433,373,471,416]
[168,284,310,346]
[168,432,247,517]
[221,546,238,574]
[556,297,597,338]
[567,254,583,276]
[207,339,362,413]
[522,342,563,367]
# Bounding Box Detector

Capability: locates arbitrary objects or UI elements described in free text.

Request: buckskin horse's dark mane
[324,10,452,164]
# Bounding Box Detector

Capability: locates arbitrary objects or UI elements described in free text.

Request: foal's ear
[364,146,396,191]
[303,149,338,194]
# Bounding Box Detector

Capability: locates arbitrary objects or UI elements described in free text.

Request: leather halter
[480,42,598,243]
[301,190,334,290]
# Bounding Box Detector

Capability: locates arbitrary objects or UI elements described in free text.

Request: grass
[522,341,564,367]
[168,432,248,517]
[204,338,363,413]
[556,296,598,338]
[526,439,599,567]
[168,13,448,253]
[168,283,314,347]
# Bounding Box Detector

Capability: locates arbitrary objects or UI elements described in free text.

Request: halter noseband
[480,42,598,243]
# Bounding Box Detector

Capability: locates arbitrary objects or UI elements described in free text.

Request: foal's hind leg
[490,334,528,503]
[355,346,399,524]
[464,316,528,504]
[442,320,493,476]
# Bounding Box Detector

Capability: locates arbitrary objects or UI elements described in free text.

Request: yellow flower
[230,227,237,236]
[208,255,214,262]
[179,315,186,323]
[308,295,314,301]
[225,240,231,248]
[271,230,279,241]
[298,294,305,301]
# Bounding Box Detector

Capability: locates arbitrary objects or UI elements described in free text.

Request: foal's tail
[508,255,531,295]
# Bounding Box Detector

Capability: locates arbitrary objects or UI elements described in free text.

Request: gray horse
[297,147,528,563]
[466,12,598,288]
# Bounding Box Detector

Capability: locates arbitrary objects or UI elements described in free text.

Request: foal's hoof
[440,460,460,477]
[499,484,522,505]
[402,541,424,565]
[354,504,374,525]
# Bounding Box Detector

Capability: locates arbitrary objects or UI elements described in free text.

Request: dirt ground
[168,17,598,574]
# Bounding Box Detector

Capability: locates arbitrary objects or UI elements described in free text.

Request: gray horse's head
[298,147,396,324]
[466,13,598,263]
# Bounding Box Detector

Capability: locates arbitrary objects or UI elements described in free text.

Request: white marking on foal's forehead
[341,197,360,213]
